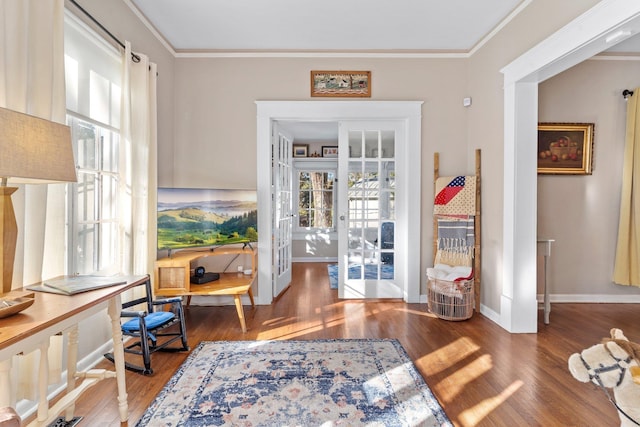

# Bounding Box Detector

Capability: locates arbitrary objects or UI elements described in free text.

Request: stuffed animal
[568,329,640,427]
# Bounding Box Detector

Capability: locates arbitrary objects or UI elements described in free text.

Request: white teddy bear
[568,329,640,427]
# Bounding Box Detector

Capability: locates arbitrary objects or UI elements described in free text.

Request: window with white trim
[64,11,122,275]
[296,168,336,231]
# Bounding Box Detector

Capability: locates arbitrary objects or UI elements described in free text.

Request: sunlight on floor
[459,380,523,426]
[256,310,349,340]
[417,337,481,376]
[436,354,492,402]
[396,307,440,318]
[257,301,401,340]
[415,335,525,426]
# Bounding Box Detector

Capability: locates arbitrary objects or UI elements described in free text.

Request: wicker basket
[428,278,474,321]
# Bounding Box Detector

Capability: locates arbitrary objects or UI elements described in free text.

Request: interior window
[66,116,120,274]
[297,169,335,230]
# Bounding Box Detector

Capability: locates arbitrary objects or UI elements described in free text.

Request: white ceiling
[130,0,525,52]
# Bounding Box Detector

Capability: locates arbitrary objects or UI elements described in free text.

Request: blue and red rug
[136,339,451,426]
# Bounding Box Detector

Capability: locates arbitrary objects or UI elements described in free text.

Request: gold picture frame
[311,70,371,98]
[537,123,594,175]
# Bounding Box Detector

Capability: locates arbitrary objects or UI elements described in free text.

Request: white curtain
[613,88,640,288]
[0,0,66,401]
[119,41,158,277]
[0,0,67,287]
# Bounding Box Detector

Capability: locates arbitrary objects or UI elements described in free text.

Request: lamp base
[0,186,18,294]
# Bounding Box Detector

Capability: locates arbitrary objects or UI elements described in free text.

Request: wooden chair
[105,275,189,375]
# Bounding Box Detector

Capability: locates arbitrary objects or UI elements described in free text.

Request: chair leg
[138,319,152,374]
[176,306,189,350]
[104,352,153,376]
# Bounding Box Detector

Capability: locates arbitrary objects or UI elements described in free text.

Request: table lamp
[0,107,77,294]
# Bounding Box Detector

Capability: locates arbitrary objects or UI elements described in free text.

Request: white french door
[272,125,293,297]
[337,121,405,299]
[256,101,422,305]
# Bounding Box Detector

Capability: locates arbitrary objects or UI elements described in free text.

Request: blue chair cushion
[122,311,175,332]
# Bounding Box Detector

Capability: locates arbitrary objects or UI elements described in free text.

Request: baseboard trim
[293,257,338,263]
[479,304,501,323]
[538,293,640,303]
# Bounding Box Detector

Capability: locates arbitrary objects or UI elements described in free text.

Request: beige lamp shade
[0,107,77,183]
[0,107,77,295]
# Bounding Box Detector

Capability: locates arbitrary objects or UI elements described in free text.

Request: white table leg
[36,340,50,423]
[107,295,129,422]
[65,327,79,421]
[0,358,11,408]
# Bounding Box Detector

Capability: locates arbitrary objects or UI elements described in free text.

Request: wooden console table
[154,246,256,332]
[0,275,147,426]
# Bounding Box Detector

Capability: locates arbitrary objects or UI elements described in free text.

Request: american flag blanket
[434,175,476,216]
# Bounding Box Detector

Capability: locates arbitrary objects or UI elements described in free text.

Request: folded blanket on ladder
[437,217,474,247]
[434,175,476,217]
[435,217,475,267]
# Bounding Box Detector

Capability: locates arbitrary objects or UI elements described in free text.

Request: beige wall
[538,58,640,299]
[465,0,602,312]
[172,57,469,287]
[78,0,640,312]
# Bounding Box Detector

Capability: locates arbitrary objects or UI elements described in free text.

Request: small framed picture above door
[322,146,338,158]
[293,144,308,157]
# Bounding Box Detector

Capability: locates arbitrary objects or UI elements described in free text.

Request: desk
[537,239,555,325]
[0,275,147,426]
[155,247,256,332]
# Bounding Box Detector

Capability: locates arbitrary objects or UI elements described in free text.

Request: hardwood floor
[68,262,638,426]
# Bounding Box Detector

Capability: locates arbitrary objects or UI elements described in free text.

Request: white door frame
[500,0,640,332]
[256,101,423,305]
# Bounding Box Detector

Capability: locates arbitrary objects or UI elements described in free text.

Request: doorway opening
[256,101,423,305]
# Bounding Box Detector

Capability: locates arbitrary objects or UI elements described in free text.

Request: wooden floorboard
[62,262,638,426]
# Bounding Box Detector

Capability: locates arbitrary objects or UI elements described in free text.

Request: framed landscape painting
[293,144,308,157]
[537,123,594,175]
[311,70,371,98]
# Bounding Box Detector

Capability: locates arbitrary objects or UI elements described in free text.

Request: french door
[272,125,293,297]
[337,121,405,298]
[256,101,422,305]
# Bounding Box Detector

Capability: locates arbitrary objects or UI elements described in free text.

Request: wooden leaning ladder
[433,149,481,311]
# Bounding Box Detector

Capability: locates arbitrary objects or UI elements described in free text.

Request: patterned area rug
[327,264,395,289]
[137,339,451,426]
